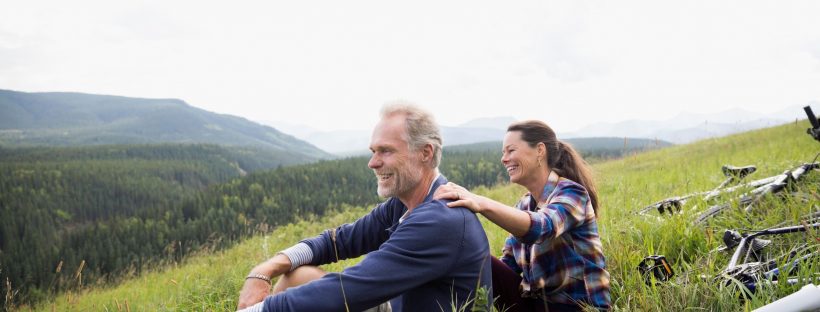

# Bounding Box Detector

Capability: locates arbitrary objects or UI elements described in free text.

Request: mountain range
[262,117,519,155]
[3,88,808,158]
[0,89,332,160]
[561,106,810,143]
[264,105,809,154]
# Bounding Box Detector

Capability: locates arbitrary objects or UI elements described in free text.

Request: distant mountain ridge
[0,89,332,159]
[561,105,810,143]
[264,105,812,154]
[261,118,518,155]
[263,115,674,156]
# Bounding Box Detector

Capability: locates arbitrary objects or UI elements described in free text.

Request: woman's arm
[434,182,531,237]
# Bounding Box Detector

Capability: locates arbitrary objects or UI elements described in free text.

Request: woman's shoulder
[555,177,588,195]
[551,178,591,210]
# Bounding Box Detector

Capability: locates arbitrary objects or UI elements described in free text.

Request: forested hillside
[0,144,317,305]
[0,143,507,308]
[0,89,331,159]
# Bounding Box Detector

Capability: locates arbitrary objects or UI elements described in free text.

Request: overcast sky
[2,0,819,132]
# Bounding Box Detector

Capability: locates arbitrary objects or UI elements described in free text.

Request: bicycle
[693,161,819,225]
[694,106,820,224]
[637,106,820,225]
[636,164,759,215]
[636,105,820,304]
[713,221,820,293]
[638,216,820,293]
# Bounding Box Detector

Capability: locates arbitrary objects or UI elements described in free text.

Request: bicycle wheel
[696,195,758,225]
[695,203,732,225]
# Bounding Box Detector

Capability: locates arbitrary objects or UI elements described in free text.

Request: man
[236,103,492,312]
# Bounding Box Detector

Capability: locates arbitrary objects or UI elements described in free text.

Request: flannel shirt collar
[526,170,561,209]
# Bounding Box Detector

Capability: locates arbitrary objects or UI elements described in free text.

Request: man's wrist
[246,272,272,283]
[278,243,313,271]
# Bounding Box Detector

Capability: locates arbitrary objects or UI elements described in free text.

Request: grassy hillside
[595,119,820,310]
[20,208,371,311]
[25,120,820,311]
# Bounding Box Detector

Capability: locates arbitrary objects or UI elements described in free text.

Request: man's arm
[237,254,292,309]
[302,200,397,265]
[237,202,394,309]
[263,204,463,311]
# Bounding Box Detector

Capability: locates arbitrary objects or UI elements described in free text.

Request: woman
[434,120,611,311]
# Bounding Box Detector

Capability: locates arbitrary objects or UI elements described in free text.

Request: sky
[2,0,820,133]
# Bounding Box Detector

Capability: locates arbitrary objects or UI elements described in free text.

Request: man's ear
[421,143,434,163]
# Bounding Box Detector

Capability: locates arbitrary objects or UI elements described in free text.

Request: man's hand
[237,278,271,309]
[236,254,293,309]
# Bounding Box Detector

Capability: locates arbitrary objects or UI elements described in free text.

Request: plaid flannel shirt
[500,170,611,310]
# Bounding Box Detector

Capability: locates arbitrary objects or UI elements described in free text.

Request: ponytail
[551,141,599,214]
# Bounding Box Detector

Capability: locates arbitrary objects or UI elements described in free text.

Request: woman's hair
[507,120,599,214]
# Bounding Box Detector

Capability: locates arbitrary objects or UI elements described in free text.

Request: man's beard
[375,162,423,198]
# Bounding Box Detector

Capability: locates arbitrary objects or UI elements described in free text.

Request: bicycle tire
[695,202,732,224]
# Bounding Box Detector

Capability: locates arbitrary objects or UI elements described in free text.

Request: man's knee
[272,265,327,293]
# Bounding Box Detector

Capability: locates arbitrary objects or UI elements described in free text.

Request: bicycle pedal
[637,255,675,285]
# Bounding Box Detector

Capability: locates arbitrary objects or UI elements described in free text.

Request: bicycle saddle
[721,165,756,178]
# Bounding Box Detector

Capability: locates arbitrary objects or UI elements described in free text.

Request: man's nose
[368,154,381,169]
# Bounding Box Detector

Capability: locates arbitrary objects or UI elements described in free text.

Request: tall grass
[25,207,368,311]
[590,120,820,311]
[27,120,820,311]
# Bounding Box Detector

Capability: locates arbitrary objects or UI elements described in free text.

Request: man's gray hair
[380,101,443,168]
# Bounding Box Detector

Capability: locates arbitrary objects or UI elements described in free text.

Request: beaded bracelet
[246,273,272,283]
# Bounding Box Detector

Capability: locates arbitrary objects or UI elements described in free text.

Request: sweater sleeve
[517,183,592,245]
[500,234,522,274]
[263,202,463,312]
[300,200,397,265]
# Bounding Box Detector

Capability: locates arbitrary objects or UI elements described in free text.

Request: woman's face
[501,131,543,186]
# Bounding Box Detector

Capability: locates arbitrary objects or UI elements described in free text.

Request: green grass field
[27,120,820,311]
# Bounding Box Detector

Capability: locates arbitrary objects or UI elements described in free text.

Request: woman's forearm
[477,196,531,237]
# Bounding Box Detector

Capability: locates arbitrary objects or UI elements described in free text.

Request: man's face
[368,115,424,198]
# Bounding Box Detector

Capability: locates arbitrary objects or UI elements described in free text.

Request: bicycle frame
[719,222,820,292]
[694,162,820,225]
[637,163,811,216]
[638,165,760,215]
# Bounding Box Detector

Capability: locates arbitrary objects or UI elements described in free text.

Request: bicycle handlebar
[804,106,820,141]
[804,106,820,129]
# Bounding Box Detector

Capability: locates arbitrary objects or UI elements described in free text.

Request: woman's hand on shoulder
[433,182,484,213]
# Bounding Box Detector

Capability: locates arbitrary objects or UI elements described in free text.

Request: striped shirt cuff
[278,243,313,271]
[236,301,264,312]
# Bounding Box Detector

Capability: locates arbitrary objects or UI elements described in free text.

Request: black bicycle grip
[804,106,820,129]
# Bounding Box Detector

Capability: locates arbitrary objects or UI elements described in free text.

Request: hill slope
[26,120,820,311]
[2,143,508,309]
[0,89,332,158]
[0,143,329,307]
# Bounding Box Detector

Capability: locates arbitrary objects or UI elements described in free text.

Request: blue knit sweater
[262,176,492,312]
